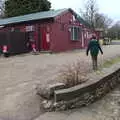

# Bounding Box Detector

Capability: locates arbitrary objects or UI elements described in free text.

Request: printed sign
[46,33,50,43]
[26,25,35,32]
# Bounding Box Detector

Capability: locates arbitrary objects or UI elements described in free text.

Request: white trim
[73,27,75,40]
[82,32,84,47]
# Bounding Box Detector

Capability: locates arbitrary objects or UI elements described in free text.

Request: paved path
[0,43,120,120]
[111,40,120,45]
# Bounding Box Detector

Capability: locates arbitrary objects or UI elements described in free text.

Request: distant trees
[80,0,112,30]
[108,21,120,40]
[94,13,112,30]
[4,0,51,17]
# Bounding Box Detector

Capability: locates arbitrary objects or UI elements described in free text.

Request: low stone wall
[52,68,120,111]
[55,69,120,102]
[39,63,120,111]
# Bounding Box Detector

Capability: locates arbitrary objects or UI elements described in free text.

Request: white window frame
[71,26,81,41]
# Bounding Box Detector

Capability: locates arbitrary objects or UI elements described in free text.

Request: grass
[102,57,120,68]
[95,56,120,75]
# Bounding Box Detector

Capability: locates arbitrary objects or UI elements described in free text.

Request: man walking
[86,35,103,70]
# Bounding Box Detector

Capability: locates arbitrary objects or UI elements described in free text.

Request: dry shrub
[59,59,89,88]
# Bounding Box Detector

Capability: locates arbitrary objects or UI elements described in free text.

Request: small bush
[58,60,89,88]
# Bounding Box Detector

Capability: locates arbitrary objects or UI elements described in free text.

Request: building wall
[0,23,42,51]
[50,11,90,52]
[0,11,93,52]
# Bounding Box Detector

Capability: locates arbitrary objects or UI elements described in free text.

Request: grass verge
[102,57,120,68]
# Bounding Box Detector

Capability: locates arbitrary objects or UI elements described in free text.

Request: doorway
[40,27,50,51]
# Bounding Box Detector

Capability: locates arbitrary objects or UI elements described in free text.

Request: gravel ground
[0,44,120,120]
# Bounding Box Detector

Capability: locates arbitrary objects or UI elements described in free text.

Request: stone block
[36,82,65,99]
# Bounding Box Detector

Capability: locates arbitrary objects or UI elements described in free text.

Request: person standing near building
[31,41,37,53]
[86,35,103,70]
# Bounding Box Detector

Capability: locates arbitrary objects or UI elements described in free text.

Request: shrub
[58,60,89,88]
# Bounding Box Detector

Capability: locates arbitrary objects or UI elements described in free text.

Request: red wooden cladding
[0,10,98,52]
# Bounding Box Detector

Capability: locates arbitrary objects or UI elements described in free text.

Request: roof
[0,8,68,26]
[77,16,90,27]
[0,8,90,27]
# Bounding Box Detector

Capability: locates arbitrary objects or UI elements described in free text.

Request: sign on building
[26,25,35,32]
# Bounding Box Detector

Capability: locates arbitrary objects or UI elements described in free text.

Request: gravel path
[0,43,120,120]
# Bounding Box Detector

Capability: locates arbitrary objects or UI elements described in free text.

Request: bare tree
[0,0,5,18]
[95,13,112,29]
[80,0,98,30]
[80,0,112,30]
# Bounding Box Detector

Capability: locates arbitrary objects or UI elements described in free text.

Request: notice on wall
[46,33,50,43]
[26,25,35,32]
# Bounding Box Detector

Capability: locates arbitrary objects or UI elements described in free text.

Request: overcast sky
[49,0,120,22]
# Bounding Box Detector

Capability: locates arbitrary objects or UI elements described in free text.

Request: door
[40,27,50,51]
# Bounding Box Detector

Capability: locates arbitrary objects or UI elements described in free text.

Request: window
[71,26,81,40]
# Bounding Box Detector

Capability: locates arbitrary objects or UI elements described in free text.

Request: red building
[0,8,94,52]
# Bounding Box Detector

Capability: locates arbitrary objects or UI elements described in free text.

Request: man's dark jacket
[86,39,103,56]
